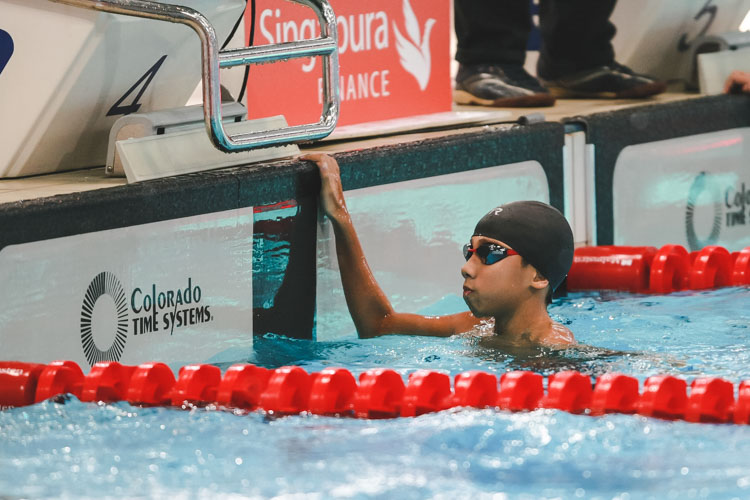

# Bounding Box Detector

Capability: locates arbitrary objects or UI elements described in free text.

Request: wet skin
[461,235,575,346]
[304,151,575,347]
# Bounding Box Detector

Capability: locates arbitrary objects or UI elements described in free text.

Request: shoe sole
[453,89,556,108]
[546,81,668,99]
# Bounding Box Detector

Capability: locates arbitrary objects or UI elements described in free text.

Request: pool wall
[578,94,750,247]
[1,95,750,360]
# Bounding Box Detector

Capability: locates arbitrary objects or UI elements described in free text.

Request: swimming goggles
[463,243,518,265]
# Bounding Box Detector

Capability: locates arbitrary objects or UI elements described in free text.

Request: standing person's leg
[536,0,666,98]
[454,0,555,107]
[536,0,616,78]
[455,0,530,66]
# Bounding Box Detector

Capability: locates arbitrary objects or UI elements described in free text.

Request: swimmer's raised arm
[302,153,478,338]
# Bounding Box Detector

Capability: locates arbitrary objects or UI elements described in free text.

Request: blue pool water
[2,287,750,499]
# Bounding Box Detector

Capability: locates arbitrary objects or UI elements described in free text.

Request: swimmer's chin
[462,298,490,319]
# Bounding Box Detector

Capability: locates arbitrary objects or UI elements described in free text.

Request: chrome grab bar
[48,0,340,152]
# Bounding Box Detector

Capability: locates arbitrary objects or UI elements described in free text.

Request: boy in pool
[303,153,576,347]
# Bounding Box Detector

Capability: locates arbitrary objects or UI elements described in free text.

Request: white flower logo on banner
[393,0,436,91]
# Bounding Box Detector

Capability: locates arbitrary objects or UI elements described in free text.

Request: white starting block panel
[698,46,750,94]
[611,0,750,84]
[116,116,299,183]
[0,0,245,178]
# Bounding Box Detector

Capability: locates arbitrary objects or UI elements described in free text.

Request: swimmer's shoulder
[539,321,576,348]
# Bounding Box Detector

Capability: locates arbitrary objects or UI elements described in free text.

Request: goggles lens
[463,243,518,265]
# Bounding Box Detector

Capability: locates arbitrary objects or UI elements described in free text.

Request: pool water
[2,287,750,499]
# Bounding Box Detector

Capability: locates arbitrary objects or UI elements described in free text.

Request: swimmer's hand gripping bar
[47,0,340,152]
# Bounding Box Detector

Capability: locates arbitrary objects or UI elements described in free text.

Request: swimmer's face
[460,236,542,317]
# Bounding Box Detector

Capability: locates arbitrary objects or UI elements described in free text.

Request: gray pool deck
[0,91,702,205]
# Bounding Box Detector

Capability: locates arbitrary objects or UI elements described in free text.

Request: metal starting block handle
[48,0,340,152]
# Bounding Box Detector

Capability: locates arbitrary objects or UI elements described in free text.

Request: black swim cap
[472,200,574,290]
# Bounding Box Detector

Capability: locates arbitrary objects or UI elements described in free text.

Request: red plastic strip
[591,373,639,415]
[542,371,592,413]
[0,362,46,408]
[731,247,750,286]
[80,361,136,403]
[35,360,84,403]
[448,371,498,409]
[685,377,734,423]
[401,370,451,417]
[565,244,750,294]
[5,360,750,427]
[127,362,176,406]
[689,246,732,290]
[216,364,271,410]
[649,245,690,294]
[308,367,357,415]
[259,366,312,415]
[637,375,687,420]
[170,364,221,406]
[734,381,750,425]
[352,368,405,419]
[568,246,657,293]
[496,371,543,411]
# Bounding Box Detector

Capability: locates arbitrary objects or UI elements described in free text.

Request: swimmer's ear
[530,270,549,291]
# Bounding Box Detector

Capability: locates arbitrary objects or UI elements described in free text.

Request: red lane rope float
[171,364,221,406]
[401,370,452,417]
[497,371,543,411]
[451,371,498,409]
[0,362,46,408]
[567,246,657,293]
[568,244,750,293]
[80,361,135,403]
[541,371,592,413]
[690,246,732,290]
[649,245,690,294]
[732,247,750,286]
[734,382,750,425]
[686,377,734,423]
[127,362,176,406]
[590,373,639,415]
[309,368,357,415]
[352,369,404,419]
[36,360,84,403]
[216,364,270,410]
[260,366,312,415]
[3,360,750,426]
[636,375,687,420]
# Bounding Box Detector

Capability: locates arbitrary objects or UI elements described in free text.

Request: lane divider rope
[1,360,749,425]
[3,246,747,418]
[567,244,750,293]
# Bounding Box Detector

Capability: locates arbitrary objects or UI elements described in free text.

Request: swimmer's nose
[461,258,476,279]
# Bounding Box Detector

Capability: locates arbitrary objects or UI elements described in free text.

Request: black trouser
[454,0,618,78]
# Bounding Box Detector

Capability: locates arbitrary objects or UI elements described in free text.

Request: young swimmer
[303,153,576,347]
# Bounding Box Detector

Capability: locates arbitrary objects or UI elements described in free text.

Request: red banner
[245,0,451,127]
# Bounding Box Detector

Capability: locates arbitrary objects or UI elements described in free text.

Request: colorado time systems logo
[685,172,721,250]
[684,171,750,251]
[80,272,129,366]
[80,272,212,367]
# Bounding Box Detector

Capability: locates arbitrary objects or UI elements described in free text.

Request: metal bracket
[49,0,340,152]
